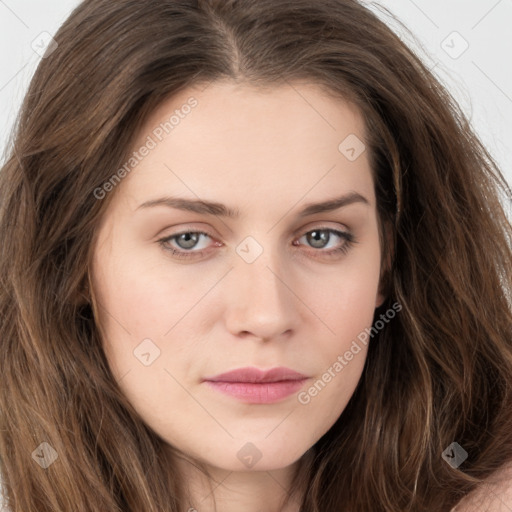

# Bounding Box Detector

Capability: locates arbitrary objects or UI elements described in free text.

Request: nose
[223,245,300,341]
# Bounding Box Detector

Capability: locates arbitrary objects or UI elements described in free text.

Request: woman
[0,0,511,511]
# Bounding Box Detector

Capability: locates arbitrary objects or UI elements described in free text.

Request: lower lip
[204,379,308,404]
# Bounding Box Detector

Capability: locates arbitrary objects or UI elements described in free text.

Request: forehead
[114,80,375,214]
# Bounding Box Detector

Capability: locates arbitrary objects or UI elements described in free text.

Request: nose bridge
[225,234,297,338]
[236,234,286,304]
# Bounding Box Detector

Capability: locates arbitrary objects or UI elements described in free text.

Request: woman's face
[91,80,384,472]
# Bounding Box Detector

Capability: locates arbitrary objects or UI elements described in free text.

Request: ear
[71,274,91,306]
[375,221,394,309]
[375,288,386,309]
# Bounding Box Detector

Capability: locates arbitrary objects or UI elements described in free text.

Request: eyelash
[157,227,357,261]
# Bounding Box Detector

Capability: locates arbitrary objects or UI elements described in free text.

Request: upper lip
[203,366,308,383]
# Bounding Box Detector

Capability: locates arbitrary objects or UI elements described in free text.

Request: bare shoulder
[452,463,512,512]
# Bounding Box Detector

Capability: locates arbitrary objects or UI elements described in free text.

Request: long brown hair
[1,0,511,510]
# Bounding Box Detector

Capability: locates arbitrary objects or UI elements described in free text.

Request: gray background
[0,0,511,195]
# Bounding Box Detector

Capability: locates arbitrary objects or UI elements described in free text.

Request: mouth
[202,366,309,404]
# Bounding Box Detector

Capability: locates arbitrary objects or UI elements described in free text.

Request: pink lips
[203,366,308,404]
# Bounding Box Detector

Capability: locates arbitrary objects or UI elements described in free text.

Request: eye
[158,230,215,259]
[293,227,356,259]
[157,227,357,260]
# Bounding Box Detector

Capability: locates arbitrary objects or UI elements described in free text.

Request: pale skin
[89,79,388,511]
[452,462,512,511]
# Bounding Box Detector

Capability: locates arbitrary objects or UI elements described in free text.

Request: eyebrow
[136,191,369,218]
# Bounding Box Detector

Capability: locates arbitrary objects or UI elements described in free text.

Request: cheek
[300,238,381,414]
[91,245,223,396]
[93,252,188,338]
[315,238,382,339]
[296,296,374,436]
